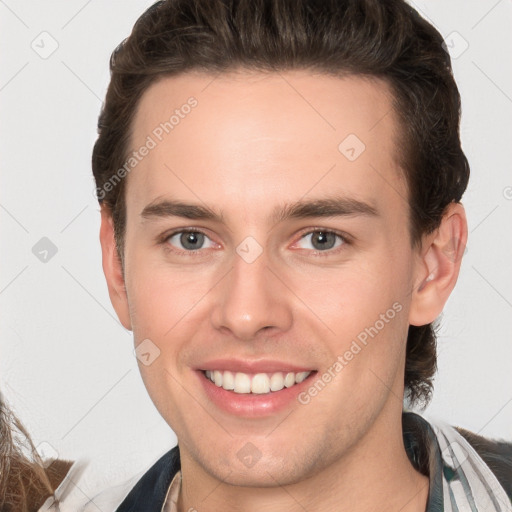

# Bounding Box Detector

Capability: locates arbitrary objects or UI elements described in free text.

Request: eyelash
[158,227,351,257]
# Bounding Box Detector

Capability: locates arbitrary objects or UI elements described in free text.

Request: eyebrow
[140,196,378,224]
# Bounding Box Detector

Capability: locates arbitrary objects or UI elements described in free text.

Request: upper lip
[196,358,315,374]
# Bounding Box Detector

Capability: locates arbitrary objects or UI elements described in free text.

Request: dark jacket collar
[115,445,180,512]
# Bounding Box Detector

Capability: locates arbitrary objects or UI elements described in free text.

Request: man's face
[111,71,422,485]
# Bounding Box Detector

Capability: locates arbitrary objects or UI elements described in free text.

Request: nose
[210,244,293,342]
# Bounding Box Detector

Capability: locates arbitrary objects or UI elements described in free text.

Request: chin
[192,440,322,488]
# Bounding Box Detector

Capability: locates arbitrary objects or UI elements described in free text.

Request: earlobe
[409,203,468,326]
[99,206,132,330]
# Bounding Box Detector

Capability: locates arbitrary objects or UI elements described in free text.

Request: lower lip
[196,370,316,417]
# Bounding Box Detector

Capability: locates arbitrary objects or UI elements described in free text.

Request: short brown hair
[92,0,470,407]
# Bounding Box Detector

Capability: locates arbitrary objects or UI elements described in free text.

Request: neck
[177,409,429,512]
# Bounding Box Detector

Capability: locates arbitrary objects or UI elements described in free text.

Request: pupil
[181,232,204,250]
[312,231,335,250]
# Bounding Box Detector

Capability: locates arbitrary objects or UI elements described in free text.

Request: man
[87,0,512,510]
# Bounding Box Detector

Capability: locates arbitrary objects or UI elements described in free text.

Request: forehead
[126,70,406,221]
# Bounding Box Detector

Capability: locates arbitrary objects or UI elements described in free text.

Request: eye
[166,230,216,252]
[294,230,346,252]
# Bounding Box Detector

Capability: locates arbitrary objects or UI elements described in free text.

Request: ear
[99,205,132,330]
[409,202,468,326]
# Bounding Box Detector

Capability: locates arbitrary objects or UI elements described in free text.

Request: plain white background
[1,0,511,499]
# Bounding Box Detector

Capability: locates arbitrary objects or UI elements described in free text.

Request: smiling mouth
[202,369,314,394]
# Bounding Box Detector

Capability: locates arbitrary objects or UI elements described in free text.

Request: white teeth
[269,372,285,392]
[204,369,311,394]
[213,370,223,387]
[295,371,309,383]
[234,372,251,393]
[222,370,235,390]
[284,372,295,388]
[251,373,270,394]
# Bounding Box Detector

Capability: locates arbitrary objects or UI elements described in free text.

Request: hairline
[109,68,418,265]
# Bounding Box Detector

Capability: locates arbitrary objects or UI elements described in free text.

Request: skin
[100,70,467,512]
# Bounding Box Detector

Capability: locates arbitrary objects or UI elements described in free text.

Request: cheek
[292,254,409,337]
[124,254,218,396]
[125,262,203,423]
[289,251,411,395]
[125,248,210,339]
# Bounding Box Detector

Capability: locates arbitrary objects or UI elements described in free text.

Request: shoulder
[72,447,179,512]
[114,446,180,512]
[455,426,512,501]
[78,472,146,512]
[402,411,512,508]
